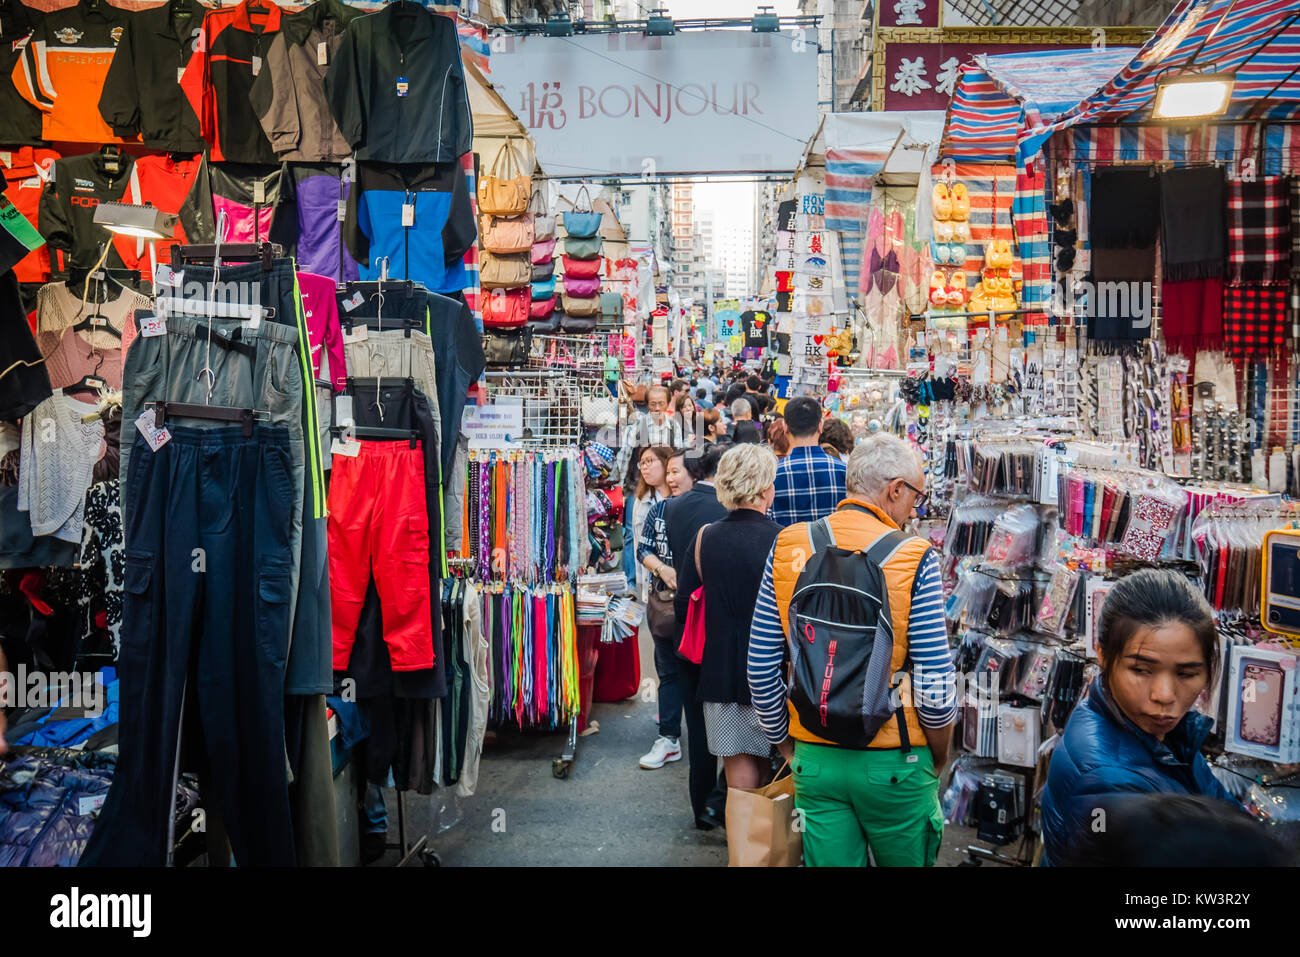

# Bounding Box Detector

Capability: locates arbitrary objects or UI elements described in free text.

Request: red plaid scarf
[1227,176,1290,282]
[1223,281,1288,357]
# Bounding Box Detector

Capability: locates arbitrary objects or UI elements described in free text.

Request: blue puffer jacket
[1040,676,1233,866]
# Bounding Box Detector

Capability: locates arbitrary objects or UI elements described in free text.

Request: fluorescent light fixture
[646,8,674,36]
[752,6,779,31]
[1152,72,1235,120]
[93,201,174,240]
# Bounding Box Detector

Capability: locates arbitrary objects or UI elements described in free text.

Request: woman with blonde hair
[676,443,782,791]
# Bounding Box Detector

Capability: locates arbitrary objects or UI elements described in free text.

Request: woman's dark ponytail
[1097,569,1219,683]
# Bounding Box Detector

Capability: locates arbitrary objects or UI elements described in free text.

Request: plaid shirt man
[769,445,847,527]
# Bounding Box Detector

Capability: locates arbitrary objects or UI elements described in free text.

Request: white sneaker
[638,736,682,769]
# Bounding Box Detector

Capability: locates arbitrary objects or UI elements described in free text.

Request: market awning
[942,48,1137,162]
[463,56,541,175]
[1019,0,1300,166]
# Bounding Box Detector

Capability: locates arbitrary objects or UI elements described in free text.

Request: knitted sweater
[18,393,105,542]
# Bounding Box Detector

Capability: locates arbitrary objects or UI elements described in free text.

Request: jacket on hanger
[10,0,132,144]
[0,2,44,145]
[180,0,283,164]
[97,0,206,152]
[249,0,362,163]
[323,3,473,164]
[1,147,59,284]
[111,153,204,274]
[290,163,360,283]
[343,161,474,292]
[181,154,296,248]
[38,151,135,276]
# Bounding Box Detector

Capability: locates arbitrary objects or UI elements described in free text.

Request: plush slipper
[948,243,967,266]
[1049,199,1074,226]
[934,220,954,243]
[932,182,953,221]
[947,271,969,307]
[1054,228,1077,248]
[931,241,950,265]
[952,221,971,244]
[951,182,971,221]
[929,270,948,307]
[1056,247,1076,271]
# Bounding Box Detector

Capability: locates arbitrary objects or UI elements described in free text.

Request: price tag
[337,198,346,223]
[401,203,414,227]
[251,54,262,76]
[247,306,263,331]
[253,180,265,205]
[330,437,361,458]
[136,410,172,452]
[78,794,107,816]
[341,292,364,313]
[177,66,186,84]
[138,314,167,337]
[343,324,368,343]
[395,75,409,97]
[335,395,353,426]
[317,41,328,66]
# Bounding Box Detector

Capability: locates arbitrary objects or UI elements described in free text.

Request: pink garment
[36,329,123,391]
[296,272,347,390]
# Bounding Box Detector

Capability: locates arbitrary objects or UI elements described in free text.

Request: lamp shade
[92,201,174,240]
[1152,73,1235,121]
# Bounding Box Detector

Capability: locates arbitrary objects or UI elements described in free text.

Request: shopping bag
[725,766,803,867]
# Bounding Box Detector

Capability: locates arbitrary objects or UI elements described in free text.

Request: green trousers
[792,741,944,867]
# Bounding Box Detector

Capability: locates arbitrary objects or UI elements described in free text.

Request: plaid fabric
[1012,162,1049,321]
[1223,281,1288,357]
[1227,176,1290,281]
[770,446,847,528]
[461,152,482,331]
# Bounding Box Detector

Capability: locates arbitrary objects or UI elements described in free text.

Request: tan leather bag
[480,213,535,254]
[477,142,531,217]
[561,292,600,317]
[479,251,531,289]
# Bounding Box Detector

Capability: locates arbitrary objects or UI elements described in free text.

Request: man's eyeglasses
[901,480,929,509]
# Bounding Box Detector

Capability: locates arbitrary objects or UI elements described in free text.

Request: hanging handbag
[483,328,530,367]
[481,286,529,328]
[531,185,556,242]
[582,381,618,427]
[562,185,603,239]
[531,258,555,282]
[480,213,534,254]
[646,577,677,640]
[479,250,531,289]
[563,275,601,298]
[563,254,602,278]
[477,142,531,217]
[561,291,600,317]
[531,277,557,300]
[530,238,557,264]
[619,379,648,405]
[564,236,603,260]
[561,312,597,334]
[678,524,710,665]
[527,305,561,332]
[599,292,624,324]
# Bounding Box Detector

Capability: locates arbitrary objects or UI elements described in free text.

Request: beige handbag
[531,185,556,242]
[480,213,535,254]
[561,291,600,317]
[479,251,532,289]
[477,142,531,217]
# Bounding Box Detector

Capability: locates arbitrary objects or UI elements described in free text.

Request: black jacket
[0,3,43,145]
[98,0,205,151]
[665,484,728,626]
[324,3,472,164]
[38,152,134,276]
[675,508,781,705]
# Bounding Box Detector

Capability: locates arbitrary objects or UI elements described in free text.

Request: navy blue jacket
[1040,675,1233,866]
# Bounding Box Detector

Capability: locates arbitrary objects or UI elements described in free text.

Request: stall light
[646,8,675,36]
[1152,72,1235,120]
[92,201,174,240]
[544,10,574,36]
[752,5,780,31]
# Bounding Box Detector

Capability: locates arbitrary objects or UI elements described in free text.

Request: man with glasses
[769,396,847,526]
[747,433,956,867]
[612,384,683,484]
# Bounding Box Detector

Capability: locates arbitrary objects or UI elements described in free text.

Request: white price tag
[253,180,265,205]
[317,41,328,66]
[247,306,263,331]
[138,314,167,338]
[135,410,172,452]
[177,66,186,84]
[337,198,346,223]
[334,395,353,426]
[341,291,364,312]
[78,794,107,816]
[401,203,414,227]
[251,54,262,76]
[343,324,368,343]
[330,438,361,458]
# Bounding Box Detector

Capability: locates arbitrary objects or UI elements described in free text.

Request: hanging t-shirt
[741,309,771,350]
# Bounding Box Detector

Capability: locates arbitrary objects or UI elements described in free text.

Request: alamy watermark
[0,666,106,716]
[1049,276,1152,331]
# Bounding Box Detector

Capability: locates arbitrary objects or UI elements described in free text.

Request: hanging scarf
[1223,281,1288,357]
[1161,278,1224,355]
[1160,166,1226,281]
[1090,166,1160,249]
[1228,176,1290,282]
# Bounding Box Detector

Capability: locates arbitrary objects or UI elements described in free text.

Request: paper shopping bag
[725,771,803,867]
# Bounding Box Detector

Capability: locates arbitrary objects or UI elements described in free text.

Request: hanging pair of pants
[329,439,434,671]
[342,328,443,435]
[81,425,301,867]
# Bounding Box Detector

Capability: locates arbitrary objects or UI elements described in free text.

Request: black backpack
[787,517,916,750]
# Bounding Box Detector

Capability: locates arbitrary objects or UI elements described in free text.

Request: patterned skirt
[703,701,770,758]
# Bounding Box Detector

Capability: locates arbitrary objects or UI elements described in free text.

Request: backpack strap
[863,528,915,755]
[806,517,836,554]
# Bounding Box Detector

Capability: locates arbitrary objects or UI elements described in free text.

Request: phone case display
[1225,644,1300,763]
[1082,577,1113,660]
[998,703,1041,767]
[984,504,1043,570]
[975,770,1027,845]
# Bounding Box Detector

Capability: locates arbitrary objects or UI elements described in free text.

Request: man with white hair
[746,433,956,867]
[728,398,761,445]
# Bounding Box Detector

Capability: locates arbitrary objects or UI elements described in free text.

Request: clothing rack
[170,241,283,270]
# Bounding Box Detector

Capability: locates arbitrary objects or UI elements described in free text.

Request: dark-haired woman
[1040,568,1235,866]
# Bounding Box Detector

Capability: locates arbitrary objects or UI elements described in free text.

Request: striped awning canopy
[943,48,1137,162]
[1020,0,1300,166]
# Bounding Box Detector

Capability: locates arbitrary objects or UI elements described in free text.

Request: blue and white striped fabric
[825,148,890,290]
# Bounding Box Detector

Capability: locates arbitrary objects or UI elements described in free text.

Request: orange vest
[772,498,929,750]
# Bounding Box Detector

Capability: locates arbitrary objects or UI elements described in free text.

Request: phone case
[1240,662,1284,746]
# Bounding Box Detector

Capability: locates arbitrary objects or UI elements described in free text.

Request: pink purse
[677,525,710,665]
[531,238,557,264]
[563,275,601,297]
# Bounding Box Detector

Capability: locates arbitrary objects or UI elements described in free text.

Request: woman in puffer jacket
[1040,569,1237,866]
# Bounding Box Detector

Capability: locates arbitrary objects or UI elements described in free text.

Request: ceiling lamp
[92,201,174,240]
[1152,72,1235,120]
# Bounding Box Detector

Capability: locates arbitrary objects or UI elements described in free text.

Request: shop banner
[882,41,1094,113]
[491,31,819,176]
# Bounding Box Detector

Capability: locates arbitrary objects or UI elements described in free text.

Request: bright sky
[659,0,803,16]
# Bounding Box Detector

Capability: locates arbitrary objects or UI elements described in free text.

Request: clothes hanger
[63,349,109,398]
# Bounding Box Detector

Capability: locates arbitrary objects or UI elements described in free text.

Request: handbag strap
[574,184,592,212]
[488,142,512,179]
[693,522,710,580]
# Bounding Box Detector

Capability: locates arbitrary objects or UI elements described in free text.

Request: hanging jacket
[97,0,205,152]
[1,147,59,284]
[248,0,361,163]
[10,0,132,144]
[111,153,203,275]
[0,3,45,145]
[38,151,134,276]
[343,161,475,292]
[323,3,472,164]
[181,153,296,248]
[1040,675,1234,866]
[180,0,282,164]
[290,162,360,283]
